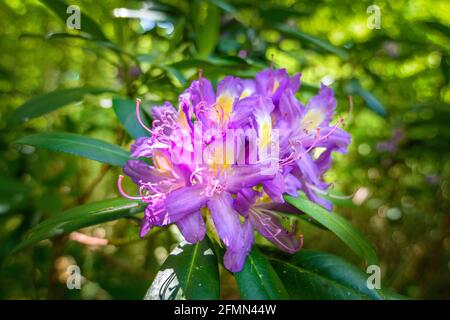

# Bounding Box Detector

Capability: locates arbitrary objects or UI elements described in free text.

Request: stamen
[117,175,141,200]
[190,166,206,184]
[348,95,353,114]
[251,208,299,252]
[135,98,153,133]
[280,117,344,167]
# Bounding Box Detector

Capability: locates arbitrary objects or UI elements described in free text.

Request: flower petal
[130,137,153,158]
[208,192,254,272]
[165,185,208,221]
[176,210,206,243]
[226,164,274,193]
[188,78,216,107]
[223,219,254,272]
[262,173,285,203]
[256,68,301,104]
[151,101,176,120]
[302,84,336,130]
[123,160,169,185]
[233,188,261,216]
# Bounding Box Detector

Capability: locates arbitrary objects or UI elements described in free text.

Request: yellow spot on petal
[256,193,271,204]
[273,79,280,93]
[216,94,234,120]
[240,89,251,99]
[301,109,325,132]
[259,119,272,149]
[153,150,173,173]
[177,107,190,130]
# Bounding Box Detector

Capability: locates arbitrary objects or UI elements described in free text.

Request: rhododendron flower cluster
[118,68,350,272]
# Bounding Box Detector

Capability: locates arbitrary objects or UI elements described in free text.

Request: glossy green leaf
[234,248,289,300]
[11,87,114,124]
[112,98,151,139]
[144,238,220,300]
[15,132,131,166]
[274,24,349,60]
[194,1,220,58]
[269,250,384,300]
[13,198,144,252]
[284,193,379,265]
[39,0,108,40]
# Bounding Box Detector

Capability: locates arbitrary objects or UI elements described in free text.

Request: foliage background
[0,0,449,299]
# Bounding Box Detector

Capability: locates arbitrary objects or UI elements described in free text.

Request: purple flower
[118,68,350,272]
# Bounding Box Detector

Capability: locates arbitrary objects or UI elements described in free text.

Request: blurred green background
[0,0,449,299]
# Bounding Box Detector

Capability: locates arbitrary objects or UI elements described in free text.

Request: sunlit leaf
[284,193,379,265]
[234,247,289,300]
[45,33,137,62]
[423,21,450,39]
[145,238,220,300]
[13,198,144,252]
[15,133,131,166]
[159,65,187,87]
[274,24,349,60]
[168,17,186,52]
[194,1,220,58]
[11,87,114,124]
[269,250,384,299]
[208,0,237,13]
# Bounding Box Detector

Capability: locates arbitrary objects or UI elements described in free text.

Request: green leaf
[194,1,220,58]
[11,87,114,124]
[284,193,379,265]
[45,33,136,62]
[39,0,108,41]
[168,17,186,52]
[15,132,131,166]
[274,24,349,60]
[13,198,144,252]
[144,238,220,300]
[208,0,237,13]
[159,65,187,87]
[112,98,151,139]
[234,248,290,300]
[345,79,387,116]
[423,21,450,39]
[358,89,387,117]
[169,56,254,69]
[269,250,384,300]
